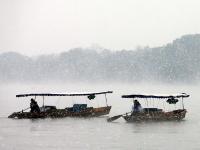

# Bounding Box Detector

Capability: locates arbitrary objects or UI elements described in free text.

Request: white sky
[0,0,200,56]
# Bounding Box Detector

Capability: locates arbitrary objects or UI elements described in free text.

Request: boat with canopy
[8,91,113,119]
[107,93,189,122]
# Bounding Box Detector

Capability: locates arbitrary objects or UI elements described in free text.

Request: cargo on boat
[8,91,113,119]
[107,93,189,122]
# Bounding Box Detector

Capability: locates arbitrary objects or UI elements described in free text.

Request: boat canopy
[16,91,113,98]
[122,93,189,99]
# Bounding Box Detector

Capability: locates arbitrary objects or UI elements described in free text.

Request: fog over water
[1,0,200,149]
[0,33,199,149]
[0,82,199,150]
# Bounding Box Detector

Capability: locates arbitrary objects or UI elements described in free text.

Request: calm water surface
[0,83,199,150]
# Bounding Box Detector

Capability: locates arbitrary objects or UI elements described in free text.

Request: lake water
[0,83,199,150]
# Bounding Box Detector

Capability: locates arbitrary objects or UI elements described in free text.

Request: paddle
[107,112,131,122]
[17,107,30,113]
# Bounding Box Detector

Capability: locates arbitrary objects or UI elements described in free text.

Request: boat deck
[8,106,111,119]
[123,109,186,122]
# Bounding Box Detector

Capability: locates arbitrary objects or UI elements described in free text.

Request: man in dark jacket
[30,98,40,113]
[132,100,142,112]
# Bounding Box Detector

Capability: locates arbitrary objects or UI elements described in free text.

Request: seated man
[132,100,142,112]
[30,98,40,113]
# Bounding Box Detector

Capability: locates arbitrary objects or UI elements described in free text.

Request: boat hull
[123,109,187,122]
[8,106,111,119]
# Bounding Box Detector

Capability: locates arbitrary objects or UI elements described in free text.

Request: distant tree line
[0,34,200,83]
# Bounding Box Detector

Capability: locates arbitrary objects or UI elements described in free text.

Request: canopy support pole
[43,96,45,110]
[182,97,184,109]
[146,98,149,114]
[105,94,108,106]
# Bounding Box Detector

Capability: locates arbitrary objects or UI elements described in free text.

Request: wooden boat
[108,93,189,122]
[8,91,112,119]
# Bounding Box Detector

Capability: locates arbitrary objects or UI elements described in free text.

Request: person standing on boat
[132,100,142,112]
[30,98,40,113]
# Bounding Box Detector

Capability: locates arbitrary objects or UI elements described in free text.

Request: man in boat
[132,100,142,112]
[30,98,40,113]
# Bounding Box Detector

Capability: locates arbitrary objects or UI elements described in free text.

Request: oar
[17,107,30,113]
[107,112,131,122]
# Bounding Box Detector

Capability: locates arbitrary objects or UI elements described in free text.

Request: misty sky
[0,0,200,56]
